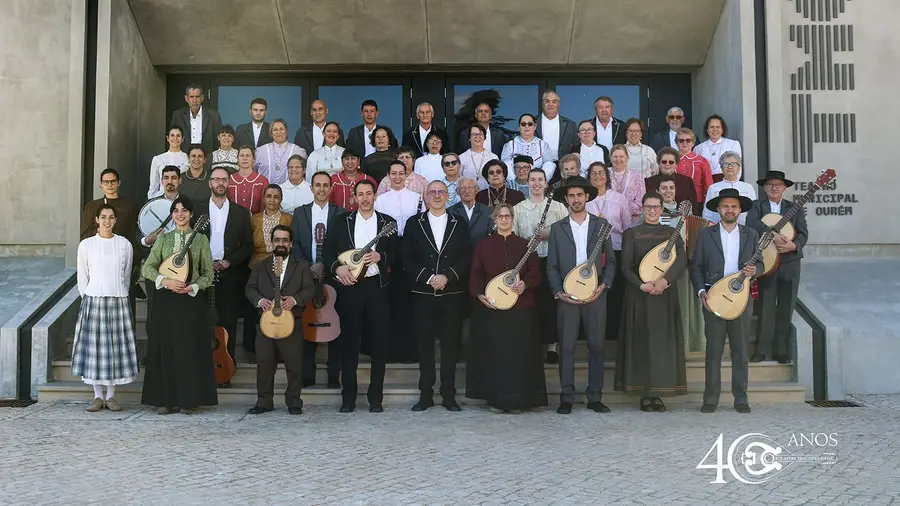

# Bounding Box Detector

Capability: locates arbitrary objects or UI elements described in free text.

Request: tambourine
[138,198,175,237]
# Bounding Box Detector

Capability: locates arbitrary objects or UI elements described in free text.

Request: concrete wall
[692,0,759,183]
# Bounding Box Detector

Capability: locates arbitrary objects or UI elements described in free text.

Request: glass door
[311,77,411,143]
[210,77,308,143]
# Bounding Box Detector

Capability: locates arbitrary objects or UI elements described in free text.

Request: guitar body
[211,326,235,384]
[638,242,678,282]
[158,251,192,283]
[337,248,367,279]
[706,272,752,320]
[302,284,341,342]
[563,263,598,301]
[260,308,295,339]
[760,213,794,277]
[484,270,520,310]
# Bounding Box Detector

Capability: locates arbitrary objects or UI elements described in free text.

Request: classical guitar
[562,221,613,301]
[706,230,776,320]
[208,268,235,385]
[760,169,836,277]
[638,201,692,282]
[337,221,399,279]
[157,215,210,283]
[259,255,295,339]
[302,223,341,343]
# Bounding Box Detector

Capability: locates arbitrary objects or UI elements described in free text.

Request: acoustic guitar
[259,255,295,339]
[337,221,399,279]
[705,230,776,320]
[157,215,210,283]
[208,269,235,385]
[302,223,341,342]
[638,201,692,282]
[562,221,613,301]
[759,169,836,277]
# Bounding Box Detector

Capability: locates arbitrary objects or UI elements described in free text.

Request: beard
[721,213,738,224]
[273,246,289,258]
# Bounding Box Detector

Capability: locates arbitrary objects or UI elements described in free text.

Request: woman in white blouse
[702,151,756,224]
[148,125,189,199]
[71,204,139,413]
[501,113,556,181]
[254,119,308,186]
[693,114,742,181]
[413,130,446,183]
[623,118,658,178]
[306,121,345,180]
[459,124,498,190]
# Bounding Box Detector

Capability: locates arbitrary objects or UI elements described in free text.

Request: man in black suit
[536,90,578,162]
[294,99,345,154]
[206,167,253,385]
[402,102,449,157]
[650,107,686,152]
[234,97,272,149]
[402,181,472,412]
[169,83,223,155]
[747,170,808,364]
[691,188,763,414]
[584,96,625,151]
[345,99,380,159]
[291,171,346,388]
[245,225,315,415]
[448,177,493,243]
[322,179,396,413]
[457,102,507,157]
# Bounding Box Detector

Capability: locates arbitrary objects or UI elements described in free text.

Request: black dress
[362,150,396,184]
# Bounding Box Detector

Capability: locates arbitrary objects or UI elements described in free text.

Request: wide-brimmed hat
[552,176,599,202]
[756,170,794,187]
[705,188,753,213]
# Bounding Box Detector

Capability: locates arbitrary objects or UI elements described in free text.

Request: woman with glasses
[644,147,698,213]
[375,146,428,197]
[362,125,399,185]
[575,120,610,177]
[459,124,499,190]
[439,153,464,207]
[608,145,647,226]
[476,159,524,208]
[693,115,743,182]
[701,151,756,224]
[675,128,714,212]
[623,118,659,178]
[501,113,556,181]
[413,131,447,183]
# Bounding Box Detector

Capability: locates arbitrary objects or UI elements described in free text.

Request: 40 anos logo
[697,433,838,484]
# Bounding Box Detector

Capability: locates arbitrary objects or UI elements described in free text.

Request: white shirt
[570,217,590,265]
[460,201,476,221]
[500,136,556,181]
[312,122,325,151]
[769,200,782,214]
[414,154,444,183]
[541,114,561,162]
[258,257,290,307]
[189,107,203,144]
[148,151,189,199]
[77,234,132,297]
[720,224,741,277]
[280,179,313,214]
[459,149,498,190]
[428,211,449,251]
[306,144,345,180]
[363,124,378,157]
[694,137,743,178]
[354,211,380,277]
[375,188,420,236]
[418,125,432,152]
[310,202,330,263]
[208,198,230,261]
[252,122,263,146]
[669,130,678,149]
[703,180,757,224]
[595,118,614,150]
[578,143,607,178]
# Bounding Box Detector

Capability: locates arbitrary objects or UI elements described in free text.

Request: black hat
[756,170,794,188]
[482,159,508,181]
[552,176,599,202]
[705,188,753,213]
[512,154,534,167]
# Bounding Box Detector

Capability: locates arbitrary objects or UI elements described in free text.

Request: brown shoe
[105,397,123,412]
[157,407,172,415]
[86,397,104,412]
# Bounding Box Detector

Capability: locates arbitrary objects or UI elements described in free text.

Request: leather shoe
[411,399,434,411]
[700,404,716,413]
[556,402,573,414]
[248,406,273,415]
[639,397,653,412]
[327,377,341,389]
[218,381,232,389]
[774,354,791,364]
[339,402,355,413]
[442,400,462,412]
[545,351,559,365]
[734,404,752,414]
[302,378,315,388]
[586,401,610,413]
[288,407,303,415]
[369,403,384,413]
[750,353,765,363]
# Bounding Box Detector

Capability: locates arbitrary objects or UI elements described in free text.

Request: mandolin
[638,201,692,282]
[157,215,210,283]
[562,221,613,301]
[705,230,776,320]
[337,221,398,279]
[759,169,836,277]
[259,255,295,339]
[302,223,341,342]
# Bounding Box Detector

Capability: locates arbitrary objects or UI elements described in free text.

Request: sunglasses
[660,160,677,165]
[668,115,684,120]
[487,169,504,176]
[519,122,535,127]
[442,160,460,167]
[677,138,693,143]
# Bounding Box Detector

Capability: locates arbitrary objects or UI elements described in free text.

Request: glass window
[555,85,641,123]
[451,85,539,143]
[317,85,405,141]
[217,86,304,143]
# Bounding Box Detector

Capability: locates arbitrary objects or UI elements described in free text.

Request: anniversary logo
[697,432,839,484]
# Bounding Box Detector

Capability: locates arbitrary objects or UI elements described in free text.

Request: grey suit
[546,214,617,404]
[536,114,579,160]
[690,223,764,406]
[448,201,493,244]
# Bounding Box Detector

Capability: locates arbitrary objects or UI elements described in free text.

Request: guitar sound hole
[351,253,362,264]
[658,249,671,262]
[273,308,282,317]
[173,256,185,268]
[504,275,515,286]
[314,296,326,309]
[580,267,592,278]
[729,280,743,293]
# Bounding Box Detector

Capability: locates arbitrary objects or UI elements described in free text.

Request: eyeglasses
[519,122,535,127]
[397,155,413,160]
[514,164,531,170]
[495,214,513,220]
[427,190,448,196]
[660,160,677,165]
[668,115,684,120]
[428,139,442,144]
[100,180,119,185]
[487,169,504,176]
[578,128,594,133]
[677,138,693,144]
[470,132,484,138]
[721,162,741,169]
[442,160,460,167]
[643,205,662,211]
[764,182,786,189]
[210,177,229,183]
[626,129,642,134]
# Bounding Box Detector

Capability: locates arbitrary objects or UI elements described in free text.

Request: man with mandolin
[245,225,315,415]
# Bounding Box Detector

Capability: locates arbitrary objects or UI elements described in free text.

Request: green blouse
[141,227,214,291]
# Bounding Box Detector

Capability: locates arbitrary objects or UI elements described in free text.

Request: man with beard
[140,166,183,327]
[691,188,762,414]
[245,225,315,414]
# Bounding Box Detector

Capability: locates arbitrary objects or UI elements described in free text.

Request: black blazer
[535,114,579,160]
[457,126,506,157]
[690,224,764,294]
[583,116,626,147]
[546,214,617,296]
[402,211,472,296]
[322,210,396,288]
[170,107,223,154]
[201,202,253,282]
[234,122,272,149]
[293,123,346,155]
[448,201,493,244]
[402,126,449,157]
[345,124,376,158]
[245,256,315,320]
[746,199,808,264]
[650,130,676,152]
[290,202,347,264]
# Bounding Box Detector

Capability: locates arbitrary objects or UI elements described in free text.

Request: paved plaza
[1,396,899,505]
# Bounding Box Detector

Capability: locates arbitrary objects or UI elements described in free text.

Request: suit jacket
[690,224,764,294]
[235,122,272,149]
[245,255,315,320]
[745,199,808,264]
[290,202,347,264]
[402,211,472,296]
[448,201,493,244]
[536,114,579,160]
[201,201,253,282]
[322,210,396,288]
[402,126,449,157]
[546,214,617,296]
[457,125,507,157]
[170,107,224,154]
[583,116,626,147]
[345,124,377,158]
[651,130,677,152]
[293,123,346,155]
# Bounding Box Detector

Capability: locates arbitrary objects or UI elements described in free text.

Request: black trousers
[605,250,625,341]
[755,260,801,358]
[537,257,558,345]
[302,339,341,384]
[255,328,304,409]
[702,307,750,406]
[335,276,389,404]
[414,293,465,400]
[241,298,259,353]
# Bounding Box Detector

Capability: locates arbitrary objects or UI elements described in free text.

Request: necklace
[270,142,291,177]
[611,169,629,194]
[323,145,339,169]
[594,191,610,218]
[489,187,507,207]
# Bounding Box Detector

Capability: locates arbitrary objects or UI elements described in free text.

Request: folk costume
[228,171,269,215]
[250,211,293,266]
[330,172,376,212]
[254,141,307,186]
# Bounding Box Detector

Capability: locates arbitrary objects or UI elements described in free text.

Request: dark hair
[354,179,377,194]
[271,224,292,241]
[528,168,547,180]
[167,125,184,136]
[210,166,230,178]
[94,203,117,219]
[185,83,204,94]
[482,159,508,180]
[704,114,728,137]
[518,113,536,125]
[423,130,444,151]
[270,118,288,132]
[250,97,267,108]
[170,196,194,214]
[342,149,360,160]
[468,123,487,137]
[188,144,206,157]
[577,119,595,131]
[642,192,663,205]
[311,171,332,185]
[587,162,611,190]
[624,117,645,135]
[237,144,255,157]
[655,174,676,190]
[161,165,182,178]
[323,121,341,134]
[395,146,417,159]
[100,168,119,180]
[441,152,460,165]
[388,159,407,174]
[287,154,306,168]
[361,99,379,111]
[657,146,680,165]
[369,125,398,150]
[593,96,614,107]
[264,184,283,198]
[219,124,235,136]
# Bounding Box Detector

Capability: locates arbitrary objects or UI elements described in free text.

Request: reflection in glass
[317,85,404,140]
[452,85,539,144]
[217,86,303,142]
[555,85,641,122]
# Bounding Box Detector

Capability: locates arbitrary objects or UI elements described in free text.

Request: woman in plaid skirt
[71,204,139,412]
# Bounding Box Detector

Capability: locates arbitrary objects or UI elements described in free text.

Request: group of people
[70,84,807,415]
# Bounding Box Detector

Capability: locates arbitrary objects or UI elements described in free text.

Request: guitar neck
[585,224,609,266]
[772,186,816,231]
[511,237,541,277]
[664,215,687,251]
[736,232,774,283]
